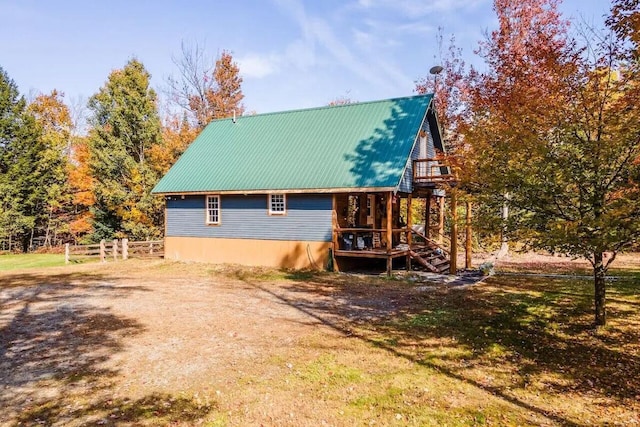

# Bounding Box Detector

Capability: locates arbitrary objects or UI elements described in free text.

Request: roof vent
[232,110,236,123]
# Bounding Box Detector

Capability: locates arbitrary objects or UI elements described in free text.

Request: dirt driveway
[1,260,410,426]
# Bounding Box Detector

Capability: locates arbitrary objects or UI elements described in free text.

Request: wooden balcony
[413,158,455,186]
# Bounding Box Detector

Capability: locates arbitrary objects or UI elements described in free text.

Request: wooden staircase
[409,229,451,274]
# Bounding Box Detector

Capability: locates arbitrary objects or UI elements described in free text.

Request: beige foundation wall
[165,236,331,270]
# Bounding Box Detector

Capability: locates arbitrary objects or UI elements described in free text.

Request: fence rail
[65,239,164,264]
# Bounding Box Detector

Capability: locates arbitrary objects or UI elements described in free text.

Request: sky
[0,0,611,116]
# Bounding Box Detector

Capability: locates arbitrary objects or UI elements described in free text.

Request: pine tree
[0,67,54,251]
[87,59,163,241]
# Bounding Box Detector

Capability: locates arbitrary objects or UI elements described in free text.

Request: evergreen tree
[87,59,163,241]
[0,67,52,251]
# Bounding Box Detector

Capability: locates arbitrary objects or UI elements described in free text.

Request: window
[269,193,286,215]
[206,195,220,224]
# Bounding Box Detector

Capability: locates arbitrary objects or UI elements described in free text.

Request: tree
[27,90,73,246]
[149,112,197,175]
[464,0,640,326]
[607,0,640,62]
[463,0,574,259]
[167,43,244,128]
[415,28,466,151]
[327,95,354,106]
[67,135,95,243]
[0,67,63,251]
[87,59,164,241]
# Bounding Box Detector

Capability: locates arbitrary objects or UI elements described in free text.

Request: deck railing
[334,227,409,252]
[413,158,454,183]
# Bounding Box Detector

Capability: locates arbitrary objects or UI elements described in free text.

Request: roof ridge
[206,93,434,124]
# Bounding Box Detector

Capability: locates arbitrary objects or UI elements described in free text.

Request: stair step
[430,258,449,267]
[437,264,451,273]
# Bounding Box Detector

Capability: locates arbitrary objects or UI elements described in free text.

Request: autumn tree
[149,112,197,176]
[327,96,354,106]
[167,43,245,128]
[463,0,574,258]
[27,90,74,246]
[464,0,640,326]
[67,135,95,243]
[87,59,164,241]
[607,0,640,62]
[415,28,466,151]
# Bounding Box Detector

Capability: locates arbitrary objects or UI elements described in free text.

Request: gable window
[206,195,220,224]
[269,193,286,215]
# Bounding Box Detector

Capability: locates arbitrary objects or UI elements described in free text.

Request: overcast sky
[0,0,611,115]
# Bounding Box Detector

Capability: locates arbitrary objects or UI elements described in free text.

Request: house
[152,94,455,274]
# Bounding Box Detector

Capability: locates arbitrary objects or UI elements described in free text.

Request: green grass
[0,253,66,271]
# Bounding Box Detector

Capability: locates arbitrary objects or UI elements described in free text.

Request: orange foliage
[149,114,198,175]
[67,136,95,237]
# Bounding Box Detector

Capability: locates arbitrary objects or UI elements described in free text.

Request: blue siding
[398,140,420,193]
[166,194,333,242]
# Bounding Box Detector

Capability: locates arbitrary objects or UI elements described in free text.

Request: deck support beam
[386,191,393,276]
[465,200,472,269]
[438,196,445,243]
[449,189,458,275]
[424,191,431,239]
[406,193,412,271]
[332,194,339,272]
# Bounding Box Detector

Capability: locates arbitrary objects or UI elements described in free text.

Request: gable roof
[152,94,434,195]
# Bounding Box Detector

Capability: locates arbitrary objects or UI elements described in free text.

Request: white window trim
[268,193,287,215]
[206,195,221,225]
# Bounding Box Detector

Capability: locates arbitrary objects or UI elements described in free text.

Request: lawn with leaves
[1,259,638,425]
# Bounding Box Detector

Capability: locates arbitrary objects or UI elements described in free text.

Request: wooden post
[65,243,70,265]
[122,238,129,260]
[100,239,106,263]
[449,190,458,275]
[424,192,431,239]
[438,196,445,244]
[386,191,393,276]
[465,201,472,269]
[406,193,413,271]
[331,194,339,272]
[113,239,118,261]
[358,193,368,226]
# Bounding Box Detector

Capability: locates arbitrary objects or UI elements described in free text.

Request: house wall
[164,236,332,269]
[398,120,436,193]
[164,194,333,269]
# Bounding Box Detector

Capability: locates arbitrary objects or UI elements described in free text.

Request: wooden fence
[65,239,164,264]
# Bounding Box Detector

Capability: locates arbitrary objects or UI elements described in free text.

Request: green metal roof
[152,94,433,194]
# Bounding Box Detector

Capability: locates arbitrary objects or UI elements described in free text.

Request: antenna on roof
[429,65,443,96]
[232,110,236,123]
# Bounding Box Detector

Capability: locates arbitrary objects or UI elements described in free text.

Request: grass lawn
[0,259,638,426]
[0,253,67,271]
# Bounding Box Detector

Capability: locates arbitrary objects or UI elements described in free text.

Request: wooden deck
[334,248,409,259]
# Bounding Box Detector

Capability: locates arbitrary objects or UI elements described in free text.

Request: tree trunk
[594,251,606,326]
[496,193,509,259]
